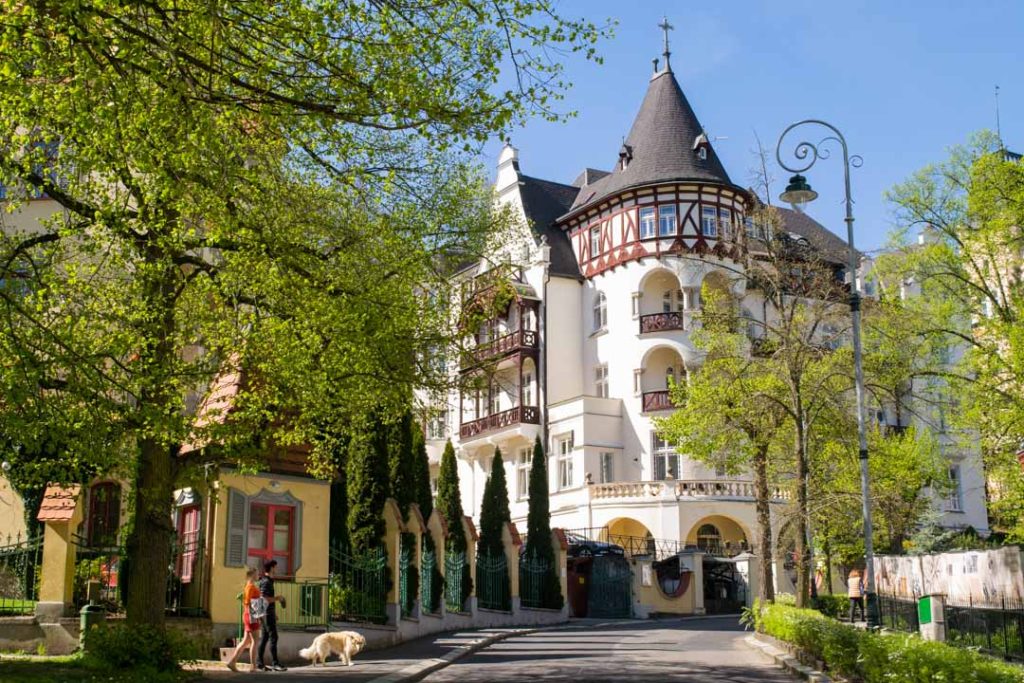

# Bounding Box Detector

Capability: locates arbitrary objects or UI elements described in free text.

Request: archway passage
[602,517,656,557]
[684,515,749,558]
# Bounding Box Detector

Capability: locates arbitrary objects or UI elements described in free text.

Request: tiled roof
[37,484,80,522]
[518,174,582,279]
[777,207,855,265]
[568,68,732,214]
[179,361,244,455]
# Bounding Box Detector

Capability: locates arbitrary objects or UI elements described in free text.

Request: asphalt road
[421,616,799,683]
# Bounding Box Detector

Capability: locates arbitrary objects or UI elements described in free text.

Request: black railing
[639,312,685,334]
[946,596,1024,662]
[460,405,540,440]
[877,593,919,634]
[556,527,734,562]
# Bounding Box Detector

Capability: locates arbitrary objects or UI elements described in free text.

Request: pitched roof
[37,484,80,522]
[518,174,582,279]
[776,207,855,265]
[568,68,733,214]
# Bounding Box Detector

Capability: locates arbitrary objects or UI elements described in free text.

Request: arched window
[697,523,722,554]
[593,291,607,331]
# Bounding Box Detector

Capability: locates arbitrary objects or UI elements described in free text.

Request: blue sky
[484,1,1024,251]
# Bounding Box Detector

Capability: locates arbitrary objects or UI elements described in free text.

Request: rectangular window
[88,482,122,548]
[702,206,718,237]
[248,503,294,575]
[600,452,614,484]
[589,226,601,256]
[428,410,447,440]
[639,206,656,239]
[947,466,963,512]
[517,447,531,499]
[595,364,608,398]
[658,204,677,237]
[523,370,534,406]
[557,435,574,489]
[633,369,642,396]
[176,504,201,583]
[744,216,757,239]
[632,293,641,318]
[653,435,680,481]
[489,383,501,415]
[719,208,732,240]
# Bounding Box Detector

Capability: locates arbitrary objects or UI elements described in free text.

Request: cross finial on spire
[658,16,674,71]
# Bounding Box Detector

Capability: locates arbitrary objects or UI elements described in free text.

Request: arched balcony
[459,355,540,441]
[637,346,686,413]
[636,269,699,336]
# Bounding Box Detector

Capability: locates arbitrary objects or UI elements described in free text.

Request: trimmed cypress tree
[435,440,466,552]
[477,447,510,557]
[524,435,563,609]
[346,420,390,552]
[412,422,433,520]
[388,411,416,516]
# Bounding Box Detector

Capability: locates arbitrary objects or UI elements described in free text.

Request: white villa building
[422,47,989,587]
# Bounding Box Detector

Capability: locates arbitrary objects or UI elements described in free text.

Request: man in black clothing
[257,559,288,671]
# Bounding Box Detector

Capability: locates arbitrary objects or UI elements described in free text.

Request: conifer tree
[477,447,510,556]
[412,423,433,520]
[388,411,416,516]
[346,420,390,552]
[524,435,563,608]
[435,440,467,552]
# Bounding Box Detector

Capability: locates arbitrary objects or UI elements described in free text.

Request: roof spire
[658,16,674,72]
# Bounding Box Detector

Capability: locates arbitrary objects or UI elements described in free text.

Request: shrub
[812,593,849,619]
[754,601,1024,683]
[84,622,198,674]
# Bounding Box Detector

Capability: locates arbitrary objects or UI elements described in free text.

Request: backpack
[248,595,268,621]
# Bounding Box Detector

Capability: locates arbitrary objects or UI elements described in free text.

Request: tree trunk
[752,442,775,603]
[125,437,175,626]
[823,534,834,596]
[794,424,811,608]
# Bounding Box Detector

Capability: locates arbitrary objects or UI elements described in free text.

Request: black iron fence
[0,533,41,615]
[877,593,919,634]
[946,596,1024,662]
[328,542,388,624]
[72,535,124,613]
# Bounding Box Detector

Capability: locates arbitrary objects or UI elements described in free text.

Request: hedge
[750,601,1024,682]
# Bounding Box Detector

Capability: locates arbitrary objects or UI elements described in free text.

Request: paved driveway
[422,616,798,682]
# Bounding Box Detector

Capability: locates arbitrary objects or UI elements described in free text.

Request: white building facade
[424,55,989,581]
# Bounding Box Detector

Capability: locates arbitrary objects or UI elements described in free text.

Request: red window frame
[87,482,121,547]
[247,503,294,576]
[176,504,201,584]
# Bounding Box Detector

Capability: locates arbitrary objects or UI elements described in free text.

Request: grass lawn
[0,653,203,683]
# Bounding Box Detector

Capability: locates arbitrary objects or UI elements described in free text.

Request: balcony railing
[460,405,540,440]
[642,390,674,412]
[639,312,685,334]
[465,328,537,367]
[588,480,790,503]
[461,263,524,302]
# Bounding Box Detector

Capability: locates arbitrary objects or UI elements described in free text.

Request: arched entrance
[686,515,750,614]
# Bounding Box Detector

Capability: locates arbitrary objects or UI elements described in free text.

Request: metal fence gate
[0,534,41,615]
[476,550,510,611]
[587,555,632,619]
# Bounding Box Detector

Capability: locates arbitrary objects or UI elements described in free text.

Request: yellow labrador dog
[299,630,367,667]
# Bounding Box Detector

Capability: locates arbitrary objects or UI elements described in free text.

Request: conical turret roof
[568,68,733,213]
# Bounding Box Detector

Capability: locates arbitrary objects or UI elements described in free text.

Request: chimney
[496,140,520,195]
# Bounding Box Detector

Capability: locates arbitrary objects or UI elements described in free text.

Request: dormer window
[697,147,707,161]
[618,143,633,171]
[693,133,711,163]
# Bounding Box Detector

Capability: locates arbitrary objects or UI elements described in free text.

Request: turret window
[589,226,601,257]
[719,208,732,240]
[639,206,656,239]
[701,206,718,237]
[697,147,708,161]
[658,205,677,237]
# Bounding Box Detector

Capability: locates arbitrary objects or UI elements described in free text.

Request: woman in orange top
[226,566,261,672]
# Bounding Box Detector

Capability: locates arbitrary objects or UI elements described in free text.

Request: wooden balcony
[459,405,540,440]
[639,312,685,334]
[641,390,674,413]
[462,328,538,370]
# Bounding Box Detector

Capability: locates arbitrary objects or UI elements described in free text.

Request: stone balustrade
[588,479,790,503]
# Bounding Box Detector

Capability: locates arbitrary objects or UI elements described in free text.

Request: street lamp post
[776,119,879,628]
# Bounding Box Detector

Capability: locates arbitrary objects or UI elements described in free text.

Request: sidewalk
[196,625,549,682]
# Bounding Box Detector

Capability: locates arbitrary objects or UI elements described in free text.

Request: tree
[524,435,562,609]
[435,441,467,552]
[657,290,786,603]
[477,447,510,556]
[412,423,433,521]
[883,134,1024,538]
[0,1,609,626]
[346,420,391,553]
[388,411,417,516]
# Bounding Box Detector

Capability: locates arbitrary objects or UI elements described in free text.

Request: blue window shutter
[225,488,248,567]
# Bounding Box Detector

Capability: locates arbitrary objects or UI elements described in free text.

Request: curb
[744,634,832,683]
